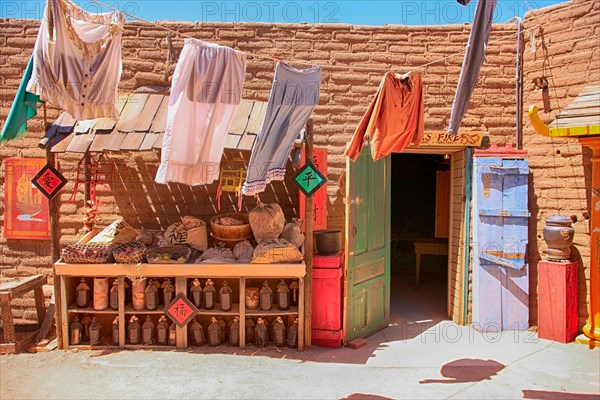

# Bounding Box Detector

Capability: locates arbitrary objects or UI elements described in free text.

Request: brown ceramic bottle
[80,314,92,342]
[112,316,119,346]
[88,317,102,346]
[189,317,205,346]
[287,318,299,349]
[289,281,299,306]
[259,281,273,311]
[219,281,232,312]
[189,279,202,309]
[109,279,119,310]
[168,321,176,346]
[145,279,158,311]
[70,316,83,345]
[156,316,169,345]
[203,279,216,310]
[207,317,221,346]
[76,278,90,308]
[255,318,268,347]
[128,316,141,345]
[142,316,155,345]
[229,317,240,347]
[163,279,175,307]
[245,317,256,344]
[272,316,286,347]
[277,280,290,311]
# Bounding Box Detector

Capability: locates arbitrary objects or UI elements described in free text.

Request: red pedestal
[538,260,579,343]
[312,258,343,348]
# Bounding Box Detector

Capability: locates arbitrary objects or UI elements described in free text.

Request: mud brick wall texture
[0,0,598,325]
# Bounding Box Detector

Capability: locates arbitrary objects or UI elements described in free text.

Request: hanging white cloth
[155,38,247,186]
[26,0,124,120]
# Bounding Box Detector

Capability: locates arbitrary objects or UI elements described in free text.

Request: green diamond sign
[292,161,327,197]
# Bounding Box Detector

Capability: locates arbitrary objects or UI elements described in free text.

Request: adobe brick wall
[523,0,600,327]
[0,0,597,326]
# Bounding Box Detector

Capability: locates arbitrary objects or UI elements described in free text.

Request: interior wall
[448,150,467,324]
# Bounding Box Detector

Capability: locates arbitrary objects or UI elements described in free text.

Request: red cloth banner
[3,158,50,240]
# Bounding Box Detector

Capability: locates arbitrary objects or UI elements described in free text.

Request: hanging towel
[448,0,497,134]
[1,57,43,143]
[242,62,321,196]
[155,38,247,186]
[26,0,124,120]
[345,71,424,162]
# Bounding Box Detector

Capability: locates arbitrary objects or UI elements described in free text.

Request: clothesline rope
[88,0,535,74]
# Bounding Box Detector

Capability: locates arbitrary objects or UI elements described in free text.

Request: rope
[88,0,532,74]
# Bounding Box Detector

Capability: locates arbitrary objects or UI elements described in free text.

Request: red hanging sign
[3,158,50,240]
[299,148,328,231]
[164,293,198,328]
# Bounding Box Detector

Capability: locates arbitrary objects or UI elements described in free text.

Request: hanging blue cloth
[448,0,497,134]
[0,57,44,143]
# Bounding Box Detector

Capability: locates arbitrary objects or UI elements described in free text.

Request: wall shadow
[419,358,505,384]
[340,394,394,400]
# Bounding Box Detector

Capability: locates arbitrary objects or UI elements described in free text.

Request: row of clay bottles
[188,279,233,311]
[119,315,177,346]
[133,279,175,311]
[253,280,292,311]
[69,315,103,345]
[75,278,118,311]
[189,317,240,347]
[246,317,299,348]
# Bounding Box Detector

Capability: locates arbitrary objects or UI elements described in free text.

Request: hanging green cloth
[0,57,44,143]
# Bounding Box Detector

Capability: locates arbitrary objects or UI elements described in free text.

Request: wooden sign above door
[419,131,485,147]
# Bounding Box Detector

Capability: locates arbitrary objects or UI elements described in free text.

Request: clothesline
[88,0,534,75]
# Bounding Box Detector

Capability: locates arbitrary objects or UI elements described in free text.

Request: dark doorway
[390,153,449,324]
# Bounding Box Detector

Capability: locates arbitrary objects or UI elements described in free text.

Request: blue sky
[2,0,566,25]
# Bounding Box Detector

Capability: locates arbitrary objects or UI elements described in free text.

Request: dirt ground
[1,326,599,400]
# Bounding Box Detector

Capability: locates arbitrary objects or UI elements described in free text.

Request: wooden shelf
[67,305,119,314]
[55,262,306,278]
[245,306,299,317]
[124,344,176,350]
[56,263,306,351]
[124,305,166,314]
[196,303,240,316]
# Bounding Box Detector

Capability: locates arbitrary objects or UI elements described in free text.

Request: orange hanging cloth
[345,71,424,161]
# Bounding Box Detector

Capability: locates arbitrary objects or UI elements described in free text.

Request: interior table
[413,238,449,287]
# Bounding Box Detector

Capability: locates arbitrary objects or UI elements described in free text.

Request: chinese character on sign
[31,163,67,200]
[164,294,198,328]
[292,161,327,198]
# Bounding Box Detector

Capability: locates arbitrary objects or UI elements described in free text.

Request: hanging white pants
[156,39,247,186]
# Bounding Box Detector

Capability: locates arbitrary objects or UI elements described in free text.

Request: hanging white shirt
[26,0,124,120]
[155,38,247,186]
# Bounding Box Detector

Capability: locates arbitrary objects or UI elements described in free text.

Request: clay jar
[543,214,575,260]
[93,277,109,310]
[131,278,146,311]
[245,287,260,310]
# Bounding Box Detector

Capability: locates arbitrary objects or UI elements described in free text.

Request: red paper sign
[164,294,198,327]
[3,158,50,240]
[299,148,328,231]
[32,163,67,199]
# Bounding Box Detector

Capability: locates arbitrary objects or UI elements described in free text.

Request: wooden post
[47,149,63,348]
[118,276,126,348]
[304,120,314,348]
[579,137,600,345]
[239,277,246,348]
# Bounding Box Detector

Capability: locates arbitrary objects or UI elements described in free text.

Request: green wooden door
[345,146,391,342]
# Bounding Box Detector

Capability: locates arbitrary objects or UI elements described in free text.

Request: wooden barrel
[210,213,253,249]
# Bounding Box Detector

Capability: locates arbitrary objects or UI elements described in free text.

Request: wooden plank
[93,94,129,131]
[246,101,267,135]
[74,119,97,134]
[0,293,15,343]
[0,275,47,299]
[225,133,242,150]
[237,132,257,151]
[239,277,246,348]
[115,93,149,132]
[557,107,600,118]
[101,130,127,152]
[134,94,164,132]
[33,285,46,324]
[118,276,125,348]
[59,276,69,349]
[65,133,94,153]
[54,262,306,278]
[139,133,160,151]
[229,99,253,135]
[34,302,55,343]
[150,96,169,133]
[57,113,77,133]
[119,131,146,151]
[153,133,164,150]
[298,277,305,351]
[88,130,113,153]
[304,120,313,348]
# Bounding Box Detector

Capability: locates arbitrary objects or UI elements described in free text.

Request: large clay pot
[315,230,342,255]
[543,215,575,261]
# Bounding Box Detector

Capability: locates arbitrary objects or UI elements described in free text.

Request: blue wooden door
[472,157,530,331]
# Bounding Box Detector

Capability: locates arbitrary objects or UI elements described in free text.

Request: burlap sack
[251,239,304,264]
[197,246,236,264]
[280,219,305,248]
[88,219,138,245]
[165,216,208,251]
[233,240,254,263]
[249,203,285,243]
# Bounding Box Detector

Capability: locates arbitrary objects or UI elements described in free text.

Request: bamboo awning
[529,85,600,138]
[40,93,268,153]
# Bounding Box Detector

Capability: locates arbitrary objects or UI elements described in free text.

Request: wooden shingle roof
[42,93,268,153]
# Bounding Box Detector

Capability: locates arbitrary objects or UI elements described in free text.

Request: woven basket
[210,213,252,249]
[113,241,146,264]
[147,246,191,264]
[61,243,114,264]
